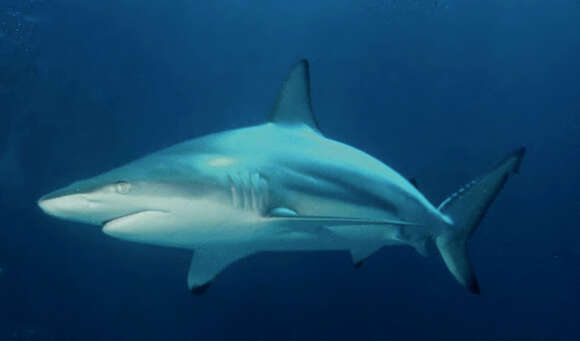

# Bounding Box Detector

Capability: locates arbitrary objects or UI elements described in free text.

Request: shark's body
[39,61,525,294]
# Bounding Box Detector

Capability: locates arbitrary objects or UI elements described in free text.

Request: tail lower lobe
[436,147,526,294]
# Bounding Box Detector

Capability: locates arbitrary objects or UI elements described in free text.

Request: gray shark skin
[38,60,525,295]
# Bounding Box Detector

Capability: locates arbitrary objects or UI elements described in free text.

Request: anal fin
[410,238,430,257]
[350,244,383,268]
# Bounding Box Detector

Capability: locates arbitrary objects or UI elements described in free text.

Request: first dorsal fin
[269,60,321,133]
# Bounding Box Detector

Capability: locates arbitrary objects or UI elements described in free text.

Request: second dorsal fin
[269,60,321,133]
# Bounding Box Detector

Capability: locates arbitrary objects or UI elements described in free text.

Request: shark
[38,60,525,295]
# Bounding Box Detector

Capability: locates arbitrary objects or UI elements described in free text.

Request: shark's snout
[38,180,159,228]
[38,192,99,222]
[38,195,57,215]
[37,181,124,226]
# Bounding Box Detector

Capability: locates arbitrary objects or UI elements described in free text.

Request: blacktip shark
[38,60,525,295]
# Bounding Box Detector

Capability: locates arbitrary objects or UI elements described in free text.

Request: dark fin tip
[354,261,364,269]
[512,146,526,174]
[297,58,309,68]
[468,279,481,295]
[494,146,526,175]
[190,282,212,296]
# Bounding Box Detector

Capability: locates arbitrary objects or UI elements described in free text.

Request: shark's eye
[115,181,131,194]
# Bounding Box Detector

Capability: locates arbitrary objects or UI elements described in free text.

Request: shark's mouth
[102,210,167,231]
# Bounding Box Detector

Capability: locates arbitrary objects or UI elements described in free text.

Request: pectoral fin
[187,247,254,295]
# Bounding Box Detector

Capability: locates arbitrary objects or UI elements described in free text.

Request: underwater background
[1,0,579,340]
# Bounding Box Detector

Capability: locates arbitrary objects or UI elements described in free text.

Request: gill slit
[228,171,269,214]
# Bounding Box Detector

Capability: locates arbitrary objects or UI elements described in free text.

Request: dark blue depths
[0,0,579,340]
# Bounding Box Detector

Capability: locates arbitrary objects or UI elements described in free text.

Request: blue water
[1,0,579,340]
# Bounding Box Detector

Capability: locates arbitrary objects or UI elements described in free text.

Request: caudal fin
[436,147,526,294]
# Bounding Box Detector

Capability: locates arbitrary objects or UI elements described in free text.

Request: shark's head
[38,153,230,247]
